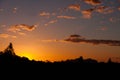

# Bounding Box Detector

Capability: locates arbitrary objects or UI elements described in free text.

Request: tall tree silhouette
[107,58,112,63]
[4,42,16,56]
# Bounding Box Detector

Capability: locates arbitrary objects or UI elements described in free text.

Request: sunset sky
[0,0,120,62]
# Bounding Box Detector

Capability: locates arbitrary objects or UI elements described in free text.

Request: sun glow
[20,52,33,60]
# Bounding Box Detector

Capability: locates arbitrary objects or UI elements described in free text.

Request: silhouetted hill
[0,43,120,65]
[0,43,120,78]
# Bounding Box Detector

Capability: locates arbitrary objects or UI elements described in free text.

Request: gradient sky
[0,0,120,62]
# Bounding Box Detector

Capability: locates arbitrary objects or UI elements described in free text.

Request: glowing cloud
[95,6,114,14]
[39,11,50,17]
[0,8,3,12]
[95,6,106,13]
[57,15,76,19]
[18,32,26,35]
[0,33,16,38]
[45,20,57,26]
[8,24,37,32]
[84,0,101,6]
[118,7,120,11]
[81,9,94,19]
[99,27,108,31]
[13,7,18,13]
[68,4,80,11]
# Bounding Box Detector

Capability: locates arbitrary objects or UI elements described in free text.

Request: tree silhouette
[107,58,112,63]
[4,42,15,56]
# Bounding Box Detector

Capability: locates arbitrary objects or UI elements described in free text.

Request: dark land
[0,43,119,65]
[0,43,120,78]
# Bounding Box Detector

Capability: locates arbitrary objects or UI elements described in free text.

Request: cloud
[41,34,120,46]
[0,24,6,27]
[20,24,37,31]
[0,8,3,12]
[39,11,56,18]
[118,7,120,11]
[57,15,76,19]
[95,6,106,13]
[100,27,108,31]
[18,32,26,35]
[84,0,101,6]
[41,39,59,42]
[95,6,114,14]
[81,8,94,19]
[0,33,16,38]
[109,17,117,23]
[13,7,18,13]
[45,20,57,26]
[39,12,50,18]
[68,4,80,11]
[81,6,113,19]
[64,34,120,46]
[8,24,37,32]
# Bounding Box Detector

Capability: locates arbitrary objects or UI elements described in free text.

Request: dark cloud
[64,34,120,46]
[70,34,81,37]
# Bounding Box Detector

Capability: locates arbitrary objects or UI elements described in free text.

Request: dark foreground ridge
[0,43,119,65]
[0,43,120,70]
[0,43,120,78]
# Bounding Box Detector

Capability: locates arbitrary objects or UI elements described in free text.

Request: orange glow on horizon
[19,52,34,60]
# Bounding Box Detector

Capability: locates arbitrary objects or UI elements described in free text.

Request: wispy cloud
[81,8,94,19]
[8,24,37,32]
[39,11,51,18]
[81,6,114,19]
[100,27,108,31]
[95,6,114,14]
[0,33,16,38]
[41,39,59,42]
[95,6,106,13]
[118,7,120,11]
[57,15,76,19]
[0,24,6,27]
[68,4,80,11]
[13,7,18,13]
[18,32,26,35]
[0,8,3,12]
[84,0,101,6]
[45,20,57,26]
[39,11,56,18]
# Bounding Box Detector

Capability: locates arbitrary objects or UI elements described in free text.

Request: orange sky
[0,0,120,62]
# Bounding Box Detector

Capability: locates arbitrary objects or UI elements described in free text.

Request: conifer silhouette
[4,42,15,56]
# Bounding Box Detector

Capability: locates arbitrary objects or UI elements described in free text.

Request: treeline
[0,43,119,65]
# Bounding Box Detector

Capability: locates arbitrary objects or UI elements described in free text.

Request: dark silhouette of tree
[107,58,112,63]
[4,42,15,56]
